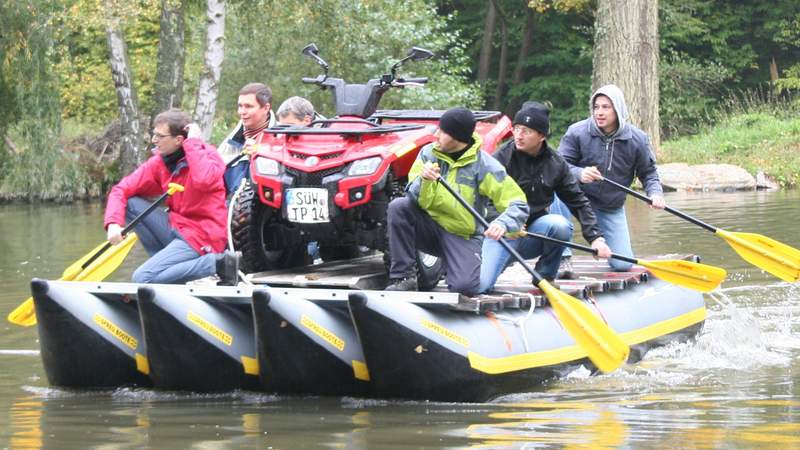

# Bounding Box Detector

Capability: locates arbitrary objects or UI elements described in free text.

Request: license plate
[286,188,330,223]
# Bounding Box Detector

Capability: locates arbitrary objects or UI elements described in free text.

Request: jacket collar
[432,133,483,166]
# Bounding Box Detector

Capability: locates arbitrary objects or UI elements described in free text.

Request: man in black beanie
[479,102,611,293]
[385,107,529,295]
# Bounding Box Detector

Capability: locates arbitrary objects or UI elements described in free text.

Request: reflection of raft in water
[31,254,706,402]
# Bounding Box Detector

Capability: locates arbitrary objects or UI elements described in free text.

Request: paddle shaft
[434,176,546,285]
[80,187,176,270]
[523,231,637,265]
[601,177,716,233]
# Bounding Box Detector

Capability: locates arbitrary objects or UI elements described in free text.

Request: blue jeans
[126,197,216,284]
[550,196,633,271]
[479,214,572,293]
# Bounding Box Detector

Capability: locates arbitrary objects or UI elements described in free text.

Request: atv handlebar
[302,75,325,85]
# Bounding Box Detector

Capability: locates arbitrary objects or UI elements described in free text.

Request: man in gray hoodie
[550,84,665,274]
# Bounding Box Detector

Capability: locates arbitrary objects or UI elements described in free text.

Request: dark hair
[153,109,191,138]
[239,83,273,107]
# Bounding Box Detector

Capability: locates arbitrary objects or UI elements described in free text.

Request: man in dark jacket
[479,102,611,293]
[217,82,276,196]
[550,84,664,272]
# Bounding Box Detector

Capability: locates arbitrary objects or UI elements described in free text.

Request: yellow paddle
[8,183,185,326]
[436,176,629,373]
[603,178,800,282]
[523,231,726,292]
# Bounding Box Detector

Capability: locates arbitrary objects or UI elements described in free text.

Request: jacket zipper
[605,139,615,172]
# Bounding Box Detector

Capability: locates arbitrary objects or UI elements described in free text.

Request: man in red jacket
[104,109,239,285]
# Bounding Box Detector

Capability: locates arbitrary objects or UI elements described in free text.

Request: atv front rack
[263,123,427,136]
[371,110,502,121]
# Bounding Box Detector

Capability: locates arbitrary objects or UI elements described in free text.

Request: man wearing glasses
[104,109,240,285]
[479,102,611,293]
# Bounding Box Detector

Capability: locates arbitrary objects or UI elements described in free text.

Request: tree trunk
[477,0,496,83]
[105,9,143,175]
[769,53,779,96]
[193,0,226,142]
[153,0,185,117]
[512,4,535,87]
[492,0,508,110]
[593,0,660,153]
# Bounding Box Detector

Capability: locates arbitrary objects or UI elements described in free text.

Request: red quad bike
[230,43,513,289]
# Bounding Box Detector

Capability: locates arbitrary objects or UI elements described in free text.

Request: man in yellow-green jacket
[385,107,529,295]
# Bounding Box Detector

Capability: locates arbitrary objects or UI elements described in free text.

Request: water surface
[1,191,798,448]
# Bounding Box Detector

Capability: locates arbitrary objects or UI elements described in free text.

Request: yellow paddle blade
[61,240,114,280]
[637,259,727,293]
[538,280,629,373]
[7,298,36,327]
[716,229,800,282]
[7,233,139,327]
[74,233,138,282]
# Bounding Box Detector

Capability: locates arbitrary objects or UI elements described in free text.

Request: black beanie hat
[513,101,550,136]
[439,107,476,143]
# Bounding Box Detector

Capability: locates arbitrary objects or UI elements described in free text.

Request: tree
[105,3,145,175]
[192,0,225,141]
[593,0,660,151]
[153,0,186,117]
[477,0,497,84]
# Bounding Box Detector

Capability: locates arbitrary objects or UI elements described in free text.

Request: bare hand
[107,223,124,245]
[580,166,603,184]
[484,222,506,240]
[650,194,666,209]
[185,123,202,139]
[591,237,612,259]
[420,161,440,181]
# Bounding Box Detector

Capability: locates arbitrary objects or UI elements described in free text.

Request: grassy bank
[661,99,800,187]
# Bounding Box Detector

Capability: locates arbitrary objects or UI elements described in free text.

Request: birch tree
[592,0,660,151]
[105,3,144,175]
[193,0,225,141]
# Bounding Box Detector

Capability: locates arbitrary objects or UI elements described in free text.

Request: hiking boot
[216,250,240,286]
[385,276,418,291]
[557,256,576,280]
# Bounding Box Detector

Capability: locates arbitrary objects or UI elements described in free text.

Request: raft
[30,255,706,402]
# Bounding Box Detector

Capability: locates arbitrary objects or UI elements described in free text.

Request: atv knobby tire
[230,179,310,273]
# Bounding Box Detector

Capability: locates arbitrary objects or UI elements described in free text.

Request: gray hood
[590,84,628,136]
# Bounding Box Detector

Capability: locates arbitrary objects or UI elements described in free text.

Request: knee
[132,263,159,284]
[609,259,633,272]
[132,267,154,284]
[451,278,481,297]
[541,215,573,240]
[388,197,410,212]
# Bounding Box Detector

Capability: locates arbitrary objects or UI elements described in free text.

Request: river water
[1,190,798,449]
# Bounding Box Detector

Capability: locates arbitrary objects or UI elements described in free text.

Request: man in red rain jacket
[104,109,239,285]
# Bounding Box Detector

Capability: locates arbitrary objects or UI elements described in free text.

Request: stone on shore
[657,163,758,192]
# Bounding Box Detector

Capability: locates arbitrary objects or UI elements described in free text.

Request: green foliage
[55,0,160,125]
[0,0,91,200]
[205,0,481,134]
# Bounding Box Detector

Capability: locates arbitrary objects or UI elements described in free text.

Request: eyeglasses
[512,126,536,136]
[151,131,174,140]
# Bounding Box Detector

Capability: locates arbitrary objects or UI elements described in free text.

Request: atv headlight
[254,157,280,176]
[347,156,382,176]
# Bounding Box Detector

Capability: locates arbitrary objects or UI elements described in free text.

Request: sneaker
[557,256,576,280]
[385,276,418,291]
[216,250,240,286]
